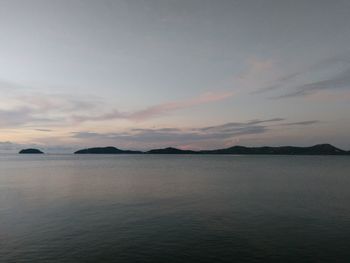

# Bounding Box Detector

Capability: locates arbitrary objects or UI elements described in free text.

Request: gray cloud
[72,91,234,123]
[71,118,298,148]
[254,53,350,98]
[0,84,232,128]
[275,68,350,98]
[279,120,320,126]
[0,107,47,127]
[0,91,101,128]
[35,129,53,132]
[0,106,66,128]
[199,118,285,132]
[131,128,181,133]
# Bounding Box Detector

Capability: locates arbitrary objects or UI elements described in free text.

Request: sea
[1,154,350,262]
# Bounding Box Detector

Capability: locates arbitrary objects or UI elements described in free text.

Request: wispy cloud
[0,85,234,128]
[278,120,320,126]
[275,68,350,98]
[252,53,350,99]
[35,129,53,132]
[200,118,285,132]
[0,107,52,127]
[72,90,234,122]
[234,57,277,93]
[0,93,99,128]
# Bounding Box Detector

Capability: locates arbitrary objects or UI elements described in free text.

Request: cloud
[252,72,301,94]
[0,78,233,128]
[72,90,234,122]
[0,89,101,128]
[17,93,99,113]
[275,68,350,98]
[199,118,285,132]
[35,129,53,132]
[252,53,350,98]
[279,120,320,126]
[71,118,285,148]
[0,82,233,128]
[129,90,234,121]
[234,58,277,93]
[0,107,53,127]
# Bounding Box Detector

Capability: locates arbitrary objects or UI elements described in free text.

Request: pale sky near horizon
[1,0,350,152]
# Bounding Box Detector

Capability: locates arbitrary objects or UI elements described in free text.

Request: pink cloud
[73,90,234,123]
[129,90,234,121]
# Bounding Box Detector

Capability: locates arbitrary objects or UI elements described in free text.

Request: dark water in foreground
[1,154,350,262]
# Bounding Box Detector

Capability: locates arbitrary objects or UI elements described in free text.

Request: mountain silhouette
[74,146,142,154]
[147,147,197,154]
[74,144,349,155]
[19,148,44,154]
[200,144,346,155]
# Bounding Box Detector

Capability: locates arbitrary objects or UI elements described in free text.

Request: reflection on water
[1,154,350,262]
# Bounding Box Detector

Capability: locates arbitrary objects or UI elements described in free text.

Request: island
[19,148,44,154]
[74,146,142,154]
[147,147,198,154]
[199,144,347,155]
[74,144,349,155]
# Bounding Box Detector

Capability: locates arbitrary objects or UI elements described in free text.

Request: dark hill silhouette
[147,147,197,154]
[74,144,349,155]
[74,146,142,154]
[200,144,346,155]
[19,148,44,154]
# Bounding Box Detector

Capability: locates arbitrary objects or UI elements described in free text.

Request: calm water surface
[1,154,350,262]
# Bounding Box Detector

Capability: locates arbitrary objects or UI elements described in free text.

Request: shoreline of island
[73,144,350,155]
[18,143,350,155]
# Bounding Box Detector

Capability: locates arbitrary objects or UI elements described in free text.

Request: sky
[1,0,350,153]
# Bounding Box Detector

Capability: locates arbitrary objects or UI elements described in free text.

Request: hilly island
[19,149,44,154]
[74,144,350,155]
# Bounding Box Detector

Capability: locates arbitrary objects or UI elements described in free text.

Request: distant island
[19,148,44,154]
[74,146,142,154]
[74,144,349,155]
[147,147,197,154]
[199,144,347,155]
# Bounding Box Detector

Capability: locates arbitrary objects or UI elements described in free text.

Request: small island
[19,148,44,154]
